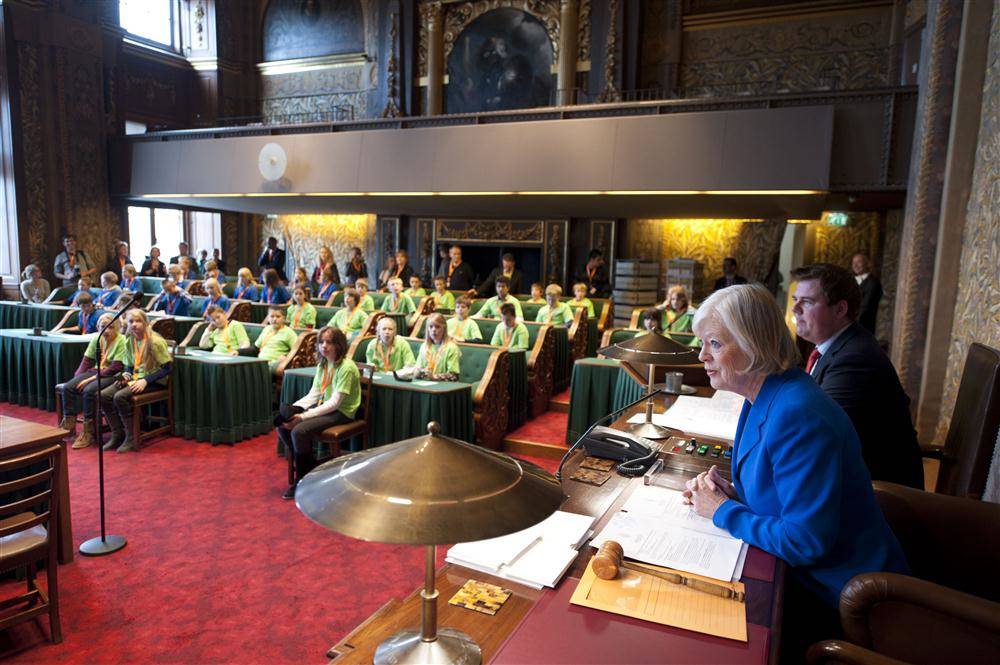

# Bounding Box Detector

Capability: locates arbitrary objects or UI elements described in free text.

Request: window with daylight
[119,0,177,49]
[128,207,184,264]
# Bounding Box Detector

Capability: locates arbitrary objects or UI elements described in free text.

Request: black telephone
[581,426,659,462]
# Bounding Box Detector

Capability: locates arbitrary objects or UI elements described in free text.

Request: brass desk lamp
[598,333,700,440]
[295,422,564,665]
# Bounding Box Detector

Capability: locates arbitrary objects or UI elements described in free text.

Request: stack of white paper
[591,485,748,582]
[626,390,744,441]
[446,510,595,589]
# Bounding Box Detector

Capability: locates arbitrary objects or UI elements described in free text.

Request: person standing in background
[212,248,226,274]
[437,245,476,291]
[54,234,98,285]
[577,249,611,298]
[257,237,287,282]
[851,253,883,334]
[344,247,367,286]
[713,257,748,292]
[476,253,523,296]
[106,241,132,282]
[312,246,339,287]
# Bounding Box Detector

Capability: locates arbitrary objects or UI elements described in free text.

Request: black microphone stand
[556,388,664,480]
[78,292,141,556]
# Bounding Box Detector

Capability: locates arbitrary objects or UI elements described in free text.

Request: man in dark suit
[476,252,523,296]
[436,245,476,291]
[576,249,611,298]
[791,263,923,489]
[713,257,748,292]
[852,253,883,334]
[257,236,287,282]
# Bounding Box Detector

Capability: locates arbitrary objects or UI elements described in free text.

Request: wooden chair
[128,346,176,450]
[0,444,63,644]
[186,280,205,296]
[226,300,251,323]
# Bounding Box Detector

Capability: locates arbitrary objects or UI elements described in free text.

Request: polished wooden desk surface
[0,416,74,564]
[326,390,782,664]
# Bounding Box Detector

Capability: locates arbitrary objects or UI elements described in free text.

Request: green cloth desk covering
[172,350,273,443]
[565,357,645,444]
[280,366,475,453]
[0,330,93,410]
[0,302,75,331]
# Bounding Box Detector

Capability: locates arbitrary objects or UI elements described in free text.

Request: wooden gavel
[592,540,745,603]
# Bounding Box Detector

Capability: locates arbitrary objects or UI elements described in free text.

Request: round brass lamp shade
[295,422,565,546]
[597,331,700,365]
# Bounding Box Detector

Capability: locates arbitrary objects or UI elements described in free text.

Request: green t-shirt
[381,293,416,315]
[125,334,172,379]
[568,297,595,318]
[404,287,426,299]
[311,358,361,418]
[255,325,298,362]
[365,338,416,372]
[446,317,482,342]
[204,321,250,355]
[287,302,317,328]
[478,294,523,319]
[536,302,574,326]
[416,341,461,375]
[490,322,529,351]
[332,306,368,338]
[84,333,128,364]
[358,294,375,312]
[525,297,546,305]
[431,291,455,310]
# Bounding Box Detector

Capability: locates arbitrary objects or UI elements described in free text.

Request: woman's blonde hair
[693,284,799,375]
[21,263,40,279]
[203,277,220,293]
[125,309,168,373]
[237,267,257,285]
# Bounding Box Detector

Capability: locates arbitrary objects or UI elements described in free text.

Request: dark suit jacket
[713,274,748,292]
[140,258,167,278]
[437,260,476,291]
[811,322,924,489]
[576,264,611,298]
[257,248,287,282]
[477,267,524,296]
[857,274,883,334]
[392,263,415,285]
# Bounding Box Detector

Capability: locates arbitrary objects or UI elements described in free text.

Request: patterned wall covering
[262,0,365,62]
[261,214,377,279]
[938,7,1000,440]
[679,5,892,96]
[812,212,881,267]
[876,209,903,344]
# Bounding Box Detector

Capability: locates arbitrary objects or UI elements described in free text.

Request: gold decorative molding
[436,219,545,244]
[683,0,892,31]
[257,53,369,77]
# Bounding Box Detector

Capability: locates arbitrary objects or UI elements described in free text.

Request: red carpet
[0,403,560,664]
[505,412,569,447]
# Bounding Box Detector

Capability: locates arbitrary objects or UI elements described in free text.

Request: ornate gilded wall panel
[544,219,568,287]
[375,215,400,278]
[876,208,902,344]
[260,65,369,121]
[938,7,1000,440]
[416,217,435,280]
[262,0,365,62]
[813,212,881,268]
[436,219,544,244]
[16,42,48,266]
[263,214,378,279]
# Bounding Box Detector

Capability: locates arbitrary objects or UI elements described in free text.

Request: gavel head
[592,540,625,580]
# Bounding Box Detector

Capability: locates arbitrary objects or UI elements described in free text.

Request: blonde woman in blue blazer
[683,284,908,616]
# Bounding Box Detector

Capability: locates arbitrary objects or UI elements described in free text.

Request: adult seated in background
[330,287,367,340]
[169,242,195,271]
[431,276,455,311]
[577,249,611,298]
[258,269,291,305]
[684,284,908,653]
[199,305,250,356]
[366,316,415,372]
[291,267,311,295]
[791,263,924,488]
[490,303,529,351]
[70,276,100,305]
[851,253,883,334]
[376,253,396,291]
[355,278,375,312]
[657,285,699,347]
[438,245,476,291]
[568,282,595,318]
[311,245,338,287]
[713,257,747,292]
[211,248,226,275]
[410,313,461,381]
[140,246,167,278]
[96,272,122,308]
[393,249,415,285]
[59,312,126,448]
[448,296,482,342]
[257,237,287,282]
[19,264,50,303]
[381,277,416,317]
[203,260,225,284]
[148,277,193,317]
[405,275,426,299]
[476,253,523,297]
[106,241,132,281]
[255,307,298,374]
[197,249,209,275]
[526,283,545,304]
[278,326,361,499]
[199,278,231,320]
[536,284,573,326]
[637,307,662,336]
[54,234,97,285]
[233,267,259,301]
[287,286,317,329]
[167,264,189,290]
[120,264,139,292]
[64,292,100,334]
[344,246,367,286]
[100,308,172,453]
[315,266,339,301]
[475,275,523,320]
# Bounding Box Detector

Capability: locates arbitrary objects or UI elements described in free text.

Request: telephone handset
[581,426,661,476]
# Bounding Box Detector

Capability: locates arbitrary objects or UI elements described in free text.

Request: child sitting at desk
[475,276,523,321]
[409,313,460,381]
[381,277,416,316]
[405,275,426,299]
[60,311,127,448]
[258,269,291,305]
[62,292,100,334]
[70,276,100,305]
[431,276,455,311]
[287,286,317,329]
[536,284,574,326]
[447,296,482,342]
[526,283,546,305]
[291,267,311,297]
[315,266,338,302]
[255,306,299,373]
[490,303,529,351]
[330,288,368,340]
[95,272,122,308]
[199,278,231,320]
[120,264,139,292]
[199,305,251,356]
[233,268,259,301]
[366,316,415,372]
[355,278,375,312]
[568,282,596,318]
[637,307,662,336]
[148,278,193,317]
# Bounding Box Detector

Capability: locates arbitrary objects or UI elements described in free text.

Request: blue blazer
[713,367,908,606]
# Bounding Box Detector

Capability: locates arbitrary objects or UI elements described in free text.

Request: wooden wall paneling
[375,215,401,280]
[0,4,22,290]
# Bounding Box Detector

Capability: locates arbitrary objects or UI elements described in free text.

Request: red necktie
[805,348,821,374]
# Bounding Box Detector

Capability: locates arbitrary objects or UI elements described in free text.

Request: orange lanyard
[546,307,553,324]
[99,335,112,365]
[68,253,76,268]
[425,343,445,371]
[318,364,336,403]
[448,261,458,279]
[377,341,392,370]
[455,319,469,337]
[291,306,302,327]
[218,325,232,352]
[503,327,513,346]
[132,336,148,370]
[587,266,596,281]
[258,327,275,348]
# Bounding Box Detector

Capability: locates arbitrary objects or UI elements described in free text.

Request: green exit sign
[825,212,849,227]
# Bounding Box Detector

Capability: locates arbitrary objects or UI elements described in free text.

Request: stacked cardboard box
[612,260,659,326]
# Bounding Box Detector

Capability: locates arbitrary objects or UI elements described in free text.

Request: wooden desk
[0,416,74,564]
[326,392,783,664]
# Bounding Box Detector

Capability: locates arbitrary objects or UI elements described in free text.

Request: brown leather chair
[928,343,1000,498]
[0,444,63,643]
[807,482,1000,665]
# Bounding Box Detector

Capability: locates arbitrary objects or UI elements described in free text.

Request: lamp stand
[374,544,482,665]
[628,363,672,440]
